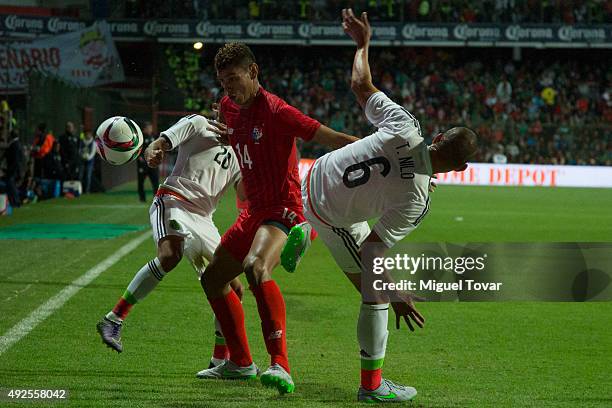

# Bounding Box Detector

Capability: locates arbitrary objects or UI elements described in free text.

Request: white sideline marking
[0,231,151,356]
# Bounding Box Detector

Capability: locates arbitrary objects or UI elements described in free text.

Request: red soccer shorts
[221,206,307,263]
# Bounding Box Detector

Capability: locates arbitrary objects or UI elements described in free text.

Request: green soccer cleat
[260,364,295,394]
[281,222,312,273]
[195,360,258,380]
[357,379,417,403]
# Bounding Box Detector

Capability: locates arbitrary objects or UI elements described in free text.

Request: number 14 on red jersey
[235,143,253,169]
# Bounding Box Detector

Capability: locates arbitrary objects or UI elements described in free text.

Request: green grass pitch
[0,183,611,407]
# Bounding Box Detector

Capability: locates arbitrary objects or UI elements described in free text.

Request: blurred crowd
[122,0,612,23]
[194,46,611,166]
[0,112,101,211]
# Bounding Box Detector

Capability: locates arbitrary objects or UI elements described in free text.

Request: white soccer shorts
[303,201,370,275]
[149,195,221,273]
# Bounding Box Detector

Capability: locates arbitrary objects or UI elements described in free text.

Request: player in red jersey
[195,43,358,393]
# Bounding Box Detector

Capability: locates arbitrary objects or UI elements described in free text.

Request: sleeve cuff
[159,132,175,150]
[160,134,173,150]
[303,122,321,142]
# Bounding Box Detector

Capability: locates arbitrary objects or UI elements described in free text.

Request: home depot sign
[298,160,612,188]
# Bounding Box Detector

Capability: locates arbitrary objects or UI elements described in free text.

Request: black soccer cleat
[96,317,123,353]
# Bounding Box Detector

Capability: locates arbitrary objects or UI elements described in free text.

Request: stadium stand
[122,0,612,23]
[191,46,611,165]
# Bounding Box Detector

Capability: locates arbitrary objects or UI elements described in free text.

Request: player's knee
[157,237,183,272]
[201,264,222,296]
[158,251,181,272]
[243,255,268,286]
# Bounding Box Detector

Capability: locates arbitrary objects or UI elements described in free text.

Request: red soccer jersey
[220,87,321,212]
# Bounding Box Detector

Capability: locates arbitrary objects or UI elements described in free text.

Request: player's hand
[211,102,221,121]
[230,277,244,300]
[429,174,438,193]
[391,292,425,332]
[144,146,164,168]
[205,103,222,122]
[207,119,230,145]
[342,8,371,49]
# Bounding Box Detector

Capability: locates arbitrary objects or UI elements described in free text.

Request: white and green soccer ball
[95,116,143,165]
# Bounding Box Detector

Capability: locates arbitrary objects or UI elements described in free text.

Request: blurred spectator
[59,121,81,181]
[492,144,508,164]
[31,123,55,178]
[418,0,431,21]
[496,75,512,105]
[44,141,64,182]
[249,0,261,18]
[19,164,42,204]
[2,130,24,207]
[137,122,159,202]
[79,131,96,193]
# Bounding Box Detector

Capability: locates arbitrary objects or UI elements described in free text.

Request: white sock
[357,303,389,362]
[105,258,167,323]
[128,258,167,302]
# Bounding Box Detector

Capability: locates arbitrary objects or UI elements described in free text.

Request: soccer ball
[95,116,143,165]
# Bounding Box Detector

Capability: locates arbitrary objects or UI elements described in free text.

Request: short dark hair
[214,42,256,72]
[439,127,478,168]
[37,123,46,132]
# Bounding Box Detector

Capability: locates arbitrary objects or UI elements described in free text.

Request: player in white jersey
[281,9,478,403]
[97,114,245,369]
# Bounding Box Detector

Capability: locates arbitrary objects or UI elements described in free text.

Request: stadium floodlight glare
[193,41,203,50]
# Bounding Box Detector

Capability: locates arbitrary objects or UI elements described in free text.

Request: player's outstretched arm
[311,124,359,149]
[342,8,379,109]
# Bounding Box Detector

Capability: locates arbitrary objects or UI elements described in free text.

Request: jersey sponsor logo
[251,125,263,143]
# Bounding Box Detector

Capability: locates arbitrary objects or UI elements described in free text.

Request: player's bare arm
[342,8,379,109]
[311,124,359,149]
[144,137,171,168]
[360,230,425,332]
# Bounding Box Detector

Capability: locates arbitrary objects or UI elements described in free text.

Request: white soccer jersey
[307,92,432,247]
[160,114,241,215]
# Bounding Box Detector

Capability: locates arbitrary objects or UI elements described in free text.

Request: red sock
[111,298,133,320]
[361,368,382,391]
[251,280,289,373]
[208,291,252,367]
